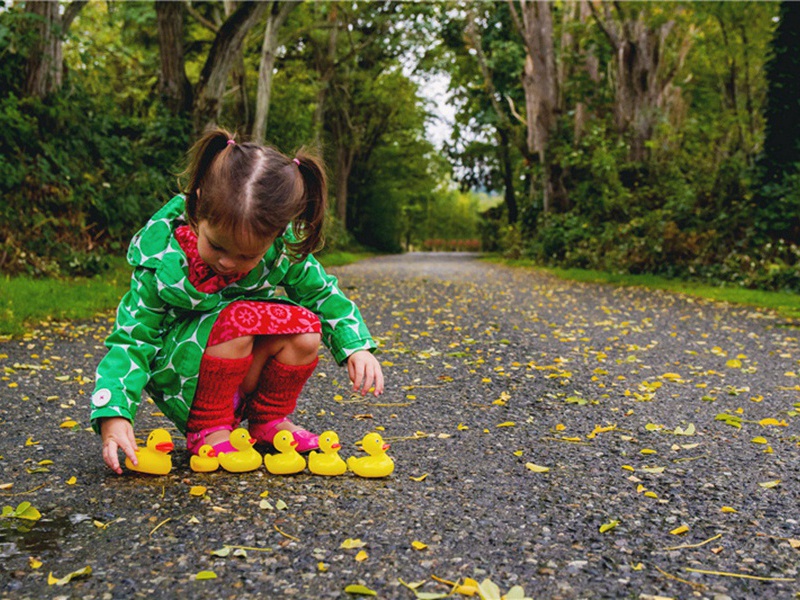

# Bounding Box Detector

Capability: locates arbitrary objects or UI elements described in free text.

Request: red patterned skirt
[207,301,321,346]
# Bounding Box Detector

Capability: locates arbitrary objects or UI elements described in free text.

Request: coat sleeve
[281,255,376,365]
[90,267,167,433]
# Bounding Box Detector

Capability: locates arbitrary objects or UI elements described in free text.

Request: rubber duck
[308,431,347,476]
[216,428,262,473]
[347,433,394,478]
[190,444,219,473]
[263,430,306,475]
[125,429,173,475]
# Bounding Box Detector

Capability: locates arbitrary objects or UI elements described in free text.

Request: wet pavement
[1,252,799,599]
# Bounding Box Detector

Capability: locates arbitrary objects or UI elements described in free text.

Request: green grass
[0,251,376,338]
[0,257,133,338]
[495,257,800,322]
[317,250,376,268]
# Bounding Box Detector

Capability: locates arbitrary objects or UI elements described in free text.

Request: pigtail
[180,128,235,227]
[290,149,328,258]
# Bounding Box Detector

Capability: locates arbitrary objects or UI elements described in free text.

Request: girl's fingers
[103,440,122,474]
[373,367,384,396]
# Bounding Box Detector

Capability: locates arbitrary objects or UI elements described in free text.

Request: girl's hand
[100,417,139,475]
[347,350,384,397]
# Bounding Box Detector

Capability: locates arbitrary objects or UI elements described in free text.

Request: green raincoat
[90,196,376,434]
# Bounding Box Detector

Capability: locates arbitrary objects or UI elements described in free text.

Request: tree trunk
[509,0,558,213]
[223,0,250,130]
[24,0,87,99]
[156,1,192,114]
[253,2,296,144]
[590,3,693,162]
[312,5,339,146]
[762,1,800,179]
[193,1,269,134]
[498,128,518,223]
[335,147,354,227]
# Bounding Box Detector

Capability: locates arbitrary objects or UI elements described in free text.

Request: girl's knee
[291,332,321,358]
[205,335,254,359]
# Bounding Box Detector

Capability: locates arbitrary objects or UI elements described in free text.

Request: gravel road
[1,252,798,599]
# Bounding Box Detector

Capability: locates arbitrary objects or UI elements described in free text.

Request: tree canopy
[0,0,797,291]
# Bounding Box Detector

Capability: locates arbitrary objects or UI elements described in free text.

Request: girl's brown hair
[180,128,327,258]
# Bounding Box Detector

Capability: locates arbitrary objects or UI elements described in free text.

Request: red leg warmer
[187,353,253,433]
[246,357,318,425]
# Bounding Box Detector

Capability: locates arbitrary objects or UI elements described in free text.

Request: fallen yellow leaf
[66,476,77,485]
[720,506,737,513]
[411,540,428,551]
[29,557,43,569]
[189,486,207,496]
[59,419,78,428]
[670,525,689,535]
[496,421,515,428]
[48,565,92,585]
[340,538,367,549]
[344,584,376,596]
[751,436,768,445]
[599,520,619,533]
[195,571,217,580]
[409,474,428,482]
[355,550,368,562]
[525,463,550,473]
[758,479,781,489]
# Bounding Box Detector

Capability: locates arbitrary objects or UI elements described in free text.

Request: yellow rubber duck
[217,428,262,473]
[125,429,173,475]
[264,430,306,475]
[308,431,347,476]
[190,444,219,473]
[347,433,394,478]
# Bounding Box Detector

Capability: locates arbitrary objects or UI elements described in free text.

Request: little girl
[91,128,384,474]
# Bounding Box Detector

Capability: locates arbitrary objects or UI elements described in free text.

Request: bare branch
[186,1,219,33]
[588,1,619,49]
[506,95,526,125]
[62,0,88,33]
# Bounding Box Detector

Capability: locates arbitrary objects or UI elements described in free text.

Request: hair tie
[227,139,236,146]
[293,158,300,166]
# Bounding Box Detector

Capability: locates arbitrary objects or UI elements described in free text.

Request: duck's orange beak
[331,443,341,450]
[207,448,218,458]
[248,438,256,445]
[156,442,174,453]
[382,443,391,451]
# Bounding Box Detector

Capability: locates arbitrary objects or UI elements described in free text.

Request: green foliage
[0,88,190,276]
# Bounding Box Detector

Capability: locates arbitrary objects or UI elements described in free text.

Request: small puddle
[0,515,75,558]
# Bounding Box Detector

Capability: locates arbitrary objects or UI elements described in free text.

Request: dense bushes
[0,90,190,276]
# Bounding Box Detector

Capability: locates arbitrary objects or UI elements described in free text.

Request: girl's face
[196,220,274,276]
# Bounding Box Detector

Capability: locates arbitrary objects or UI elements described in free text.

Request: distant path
[1,252,798,598]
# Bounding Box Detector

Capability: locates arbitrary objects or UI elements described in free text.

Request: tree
[156,1,191,114]
[23,0,87,99]
[508,0,558,213]
[191,1,268,132]
[252,1,297,144]
[458,5,523,223]
[761,1,800,180]
[589,2,693,162]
